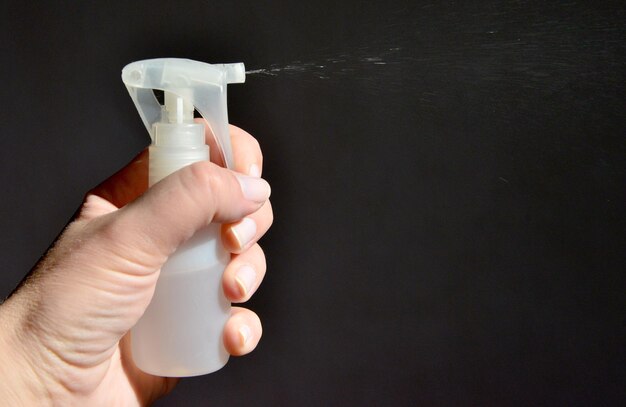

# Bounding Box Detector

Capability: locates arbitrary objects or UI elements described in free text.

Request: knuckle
[253,140,264,166]
[250,137,262,156]
[186,161,215,189]
[241,132,262,162]
[254,244,267,273]
[266,201,274,227]
[184,161,225,212]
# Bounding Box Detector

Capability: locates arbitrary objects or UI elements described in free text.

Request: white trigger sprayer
[122,58,245,376]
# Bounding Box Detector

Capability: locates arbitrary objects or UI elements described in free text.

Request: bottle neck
[149,92,207,186]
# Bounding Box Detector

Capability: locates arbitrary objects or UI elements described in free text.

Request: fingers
[220,124,271,253]
[222,243,267,302]
[223,307,262,356]
[200,122,263,174]
[90,162,271,271]
[230,125,263,176]
[217,126,268,357]
[222,200,273,253]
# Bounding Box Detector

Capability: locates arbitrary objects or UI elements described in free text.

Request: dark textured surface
[0,1,624,405]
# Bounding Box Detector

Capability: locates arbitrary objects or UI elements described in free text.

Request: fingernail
[230,217,257,248]
[236,174,270,203]
[235,265,256,296]
[239,324,252,346]
[249,163,261,177]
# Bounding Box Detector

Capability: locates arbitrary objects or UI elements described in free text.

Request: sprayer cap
[122,58,245,169]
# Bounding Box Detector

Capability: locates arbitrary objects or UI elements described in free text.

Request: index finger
[230,125,264,177]
[201,121,263,176]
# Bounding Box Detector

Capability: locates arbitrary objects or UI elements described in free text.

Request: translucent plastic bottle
[122,59,245,376]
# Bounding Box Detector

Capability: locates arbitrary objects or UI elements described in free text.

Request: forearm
[0,296,53,406]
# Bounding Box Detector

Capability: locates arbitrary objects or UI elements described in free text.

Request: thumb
[87,160,271,274]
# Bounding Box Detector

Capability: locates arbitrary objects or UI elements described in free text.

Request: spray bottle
[121,58,245,376]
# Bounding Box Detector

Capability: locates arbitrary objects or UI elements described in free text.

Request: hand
[0,124,273,406]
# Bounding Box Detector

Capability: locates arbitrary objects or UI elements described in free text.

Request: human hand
[0,124,272,406]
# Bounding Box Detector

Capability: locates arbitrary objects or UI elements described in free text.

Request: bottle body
[131,116,231,377]
[131,225,230,376]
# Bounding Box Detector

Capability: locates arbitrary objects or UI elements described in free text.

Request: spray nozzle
[122,58,245,169]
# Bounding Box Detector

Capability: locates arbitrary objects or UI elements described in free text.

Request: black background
[1,1,624,405]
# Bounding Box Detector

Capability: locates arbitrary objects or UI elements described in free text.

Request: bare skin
[0,124,273,406]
